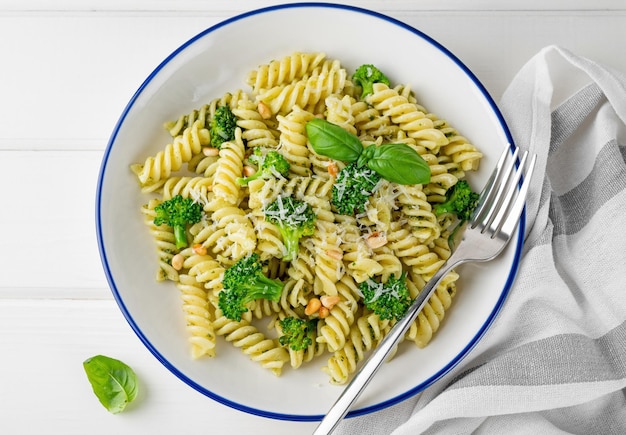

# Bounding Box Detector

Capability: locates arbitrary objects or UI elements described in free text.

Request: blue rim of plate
[96,1,525,422]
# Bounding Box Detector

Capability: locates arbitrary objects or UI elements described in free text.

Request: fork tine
[497,152,537,237]
[480,148,521,230]
[471,145,519,227]
[487,150,529,234]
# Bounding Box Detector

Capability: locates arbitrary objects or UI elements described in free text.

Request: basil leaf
[305,118,363,162]
[366,143,431,185]
[83,355,138,414]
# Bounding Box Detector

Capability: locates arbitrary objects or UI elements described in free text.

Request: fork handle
[312,253,464,435]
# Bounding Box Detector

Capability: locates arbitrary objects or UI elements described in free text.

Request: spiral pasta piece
[247,208,285,261]
[286,244,316,284]
[159,176,214,208]
[316,299,355,353]
[164,103,211,137]
[176,274,216,359]
[140,199,179,282]
[233,99,279,148]
[338,216,382,283]
[164,90,248,137]
[306,144,337,177]
[248,174,333,211]
[322,312,391,384]
[276,106,314,177]
[200,206,256,263]
[395,183,440,245]
[334,274,361,311]
[352,100,398,138]
[246,177,281,210]
[367,82,449,151]
[431,235,453,261]
[213,312,289,375]
[284,174,334,201]
[286,342,324,369]
[386,220,443,282]
[371,243,403,283]
[248,297,283,320]
[208,127,246,207]
[427,165,460,201]
[183,253,224,292]
[405,270,459,348]
[279,277,311,313]
[441,138,483,172]
[325,94,357,135]
[187,152,220,180]
[131,119,210,187]
[305,220,344,297]
[257,59,347,116]
[246,52,327,92]
[361,180,396,233]
[302,188,336,225]
[283,176,335,222]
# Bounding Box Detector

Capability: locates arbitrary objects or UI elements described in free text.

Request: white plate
[96,2,524,422]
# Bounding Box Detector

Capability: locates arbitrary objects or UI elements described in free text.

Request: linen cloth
[335,46,626,434]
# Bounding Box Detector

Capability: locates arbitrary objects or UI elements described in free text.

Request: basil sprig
[83,355,138,414]
[306,118,430,185]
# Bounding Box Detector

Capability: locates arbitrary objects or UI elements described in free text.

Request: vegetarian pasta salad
[130,52,482,385]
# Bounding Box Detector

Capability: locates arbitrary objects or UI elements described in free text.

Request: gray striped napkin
[336,46,626,434]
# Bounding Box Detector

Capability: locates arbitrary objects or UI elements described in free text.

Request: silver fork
[313,145,537,435]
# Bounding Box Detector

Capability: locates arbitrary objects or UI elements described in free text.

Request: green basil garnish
[306,118,431,185]
[366,143,431,185]
[83,355,138,414]
[356,143,377,168]
[305,118,363,162]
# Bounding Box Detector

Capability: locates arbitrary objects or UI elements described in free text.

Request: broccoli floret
[433,179,479,222]
[264,196,317,262]
[218,253,284,321]
[237,148,290,185]
[153,195,203,249]
[352,64,391,99]
[331,161,381,215]
[210,105,237,149]
[360,273,412,321]
[278,317,318,351]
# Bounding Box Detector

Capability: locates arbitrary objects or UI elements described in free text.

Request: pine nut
[318,306,330,319]
[325,248,343,261]
[257,101,272,119]
[192,244,207,256]
[171,253,185,270]
[327,161,339,177]
[242,165,256,177]
[320,295,340,310]
[203,147,219,157]
[304,297,322,316]
[365,232,387,249]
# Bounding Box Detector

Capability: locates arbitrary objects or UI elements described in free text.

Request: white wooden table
[2,1,625,433]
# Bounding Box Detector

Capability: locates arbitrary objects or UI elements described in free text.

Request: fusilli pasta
[131,52,482,383]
